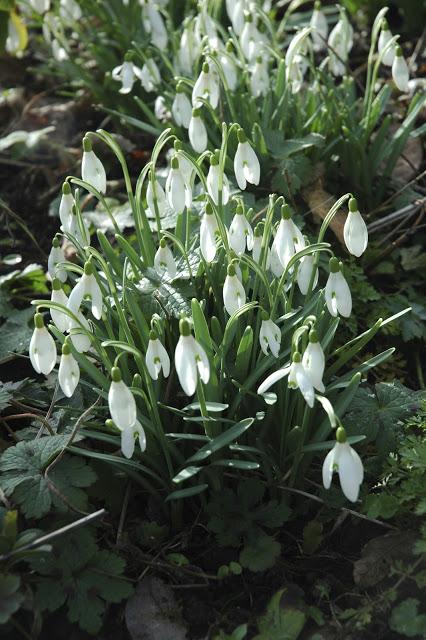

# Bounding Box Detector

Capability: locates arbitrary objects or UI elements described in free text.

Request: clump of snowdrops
[30,121,405,522]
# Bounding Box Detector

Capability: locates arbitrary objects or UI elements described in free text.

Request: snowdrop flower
[234,128,260,190]
[146,331,170,380]
[240,13,264,62]
[51,39,68,62]
[223,263,246,315]
[207,154,230,205]
[29,313,57,376]
[285,28,311,93]
[259,312,281,358]
[82,137,106,194]
[120,420,146,459]
[58,340,80,398]
[325,257,352,318]
[142,1,168,50]
[343,197,368,257]
[51,279,70,333]
[154,96,170,122]
[270,244,284,278]
[219,43,238,90]
[68,260,103,320]
[297,252,318,295]
[229,205,254,256]
[173,141,195,192]
[146,175,167,218]
[139,58,161,92]
[272,205,305,271]
[68,311,91,353]
[200,203,219,262]
[194,5,217,42]
[252,225,271,269]
[288,351,315,408]
[192,61,220,109]
[322,427,363,502]
[302,330,325,393]
[328,9,353,76]
[48,236,67,283]
[30,0,50,13]
[228,0,246,35]
[112,54,141,94]
[166,156,187,214]
[189,108,208,153]
[378,19,395,67]
[172,83,192,128]
[174,318,210,396]
[6,12,26,55]
[108,367,137,431]
[59,0,81,20]
[257,362,291,395]
[59,182,74,232]
[250,56,269,97]
[310,1,328,51]
[154,238,177,279]
[178,23,201,75]
[392,46,409,92]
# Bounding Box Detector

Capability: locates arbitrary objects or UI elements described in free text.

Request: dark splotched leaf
[134,267,193,318]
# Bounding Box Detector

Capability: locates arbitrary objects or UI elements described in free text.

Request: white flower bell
[223,263,246,315]
[192,61,220,109]
[146,331,170,380]
[343,197,368,257]
[392,46,409,92]
[189,108,208,153]
[48,236,67,283]
[322,427,364,502]
[272,205,305,271]
[178,23,201,75]
[51,279,70,333]
[240,13,265,62]
[108,366,137,431]
[142,2,168,50]
[81,137,106,194]
[285,28,310,93]
[259,313,281,358]
[297,253,318,295]
[58,340,80,398]
[112,55,141,94]
[378,19,395,67]
[30,0,50,13]
[29,313,57,376]
[219,43,238,90]
[68,310,91,353]
[234,129,260,190]
[146,175,167,218]
[139,58,161,92]
[302,330,325,393]
[288,351,315,408]
[59,0,81,20]
[206,154,230,205]
[154,238,177,279]
[120,420,147,459]
[328,9,353,76]
[174,318,210,396]
[229,205,254,256]
[59,182,74,232]
[325,257,352,318]
[68,261,103,320]
[200,203,219,262]
[165,156,187,214]
[252,225,271,269]
[250,56,269,98]
[310,1,328,51]
[172,83,192,128]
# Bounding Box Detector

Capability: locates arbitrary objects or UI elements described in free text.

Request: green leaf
[0,574,24,624]
[390,599,426,638]
[188,418,255,463]
[134,267,193,318]
[239,533,280,572]
[165,484,208,501]
[0,310,34,364]
[254,588,306,640]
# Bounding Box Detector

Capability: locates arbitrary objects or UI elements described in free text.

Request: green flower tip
[105,418,115,429]
[133,373,142,387]
[52,236,60,248]
[176,81,185,93]
[309,329,319,343]
[149,330,157,341]
[52,278,62,291]
[329,256,340,273]
[292,351,302,363]
[171,156,180,170]
[202,61,210,73]
[82,136,92,152]
[71,204,77,216]
[124,51,133,62]
[254,224,263,237]
[244,11,252,22]
[34,313,45,329]
[160,237,167,248]
[256,56,262,64]
[179,318,191,336]
[348,197,358,213]
[84,260,94,276]
[62,341,71,355]
[192,107,201,117]
[281,204,291,220]
[62,181,71,195]
[227,263,236,277]
[205,202,213,215]
[174,139,182,152]
[395,45,403,57]
[381,18,389,31]
[236,204,244,215]
[210,152,219,166]
[261,310,269,321]
[237,128,247,144]
[336,426,347,443]
[111,367,122,383]
[226,40,233,53]
[314,0,321,9]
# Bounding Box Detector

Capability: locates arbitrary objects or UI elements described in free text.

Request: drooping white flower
[51,39,68,62]
[194,5,217,42]
[259,314,281,358]
[378,19,395,67]
[165,156,187,213]
[48,237,67,283]
[154,238,177,279]
[81,137,106,194]
[325,257,352,318]
[250,56,269,97]
[223,263,246,315]
[59,182,74,232]
[67,262,103,320]
[30,0,50,13]
[58,341,80,398]
[59,0,81,20]
[51,279,70,333]
[68,310,91,353]
[322,427,364,502]
[138,58,161,92]
[257,363,291,395]
[178,23,201,75]
[297,253,318,295]
[392,45,409,92]
[200,203,219,262]
[188,108,208,153]
[108,367,137,431]
[302,330,325,393]
[146,331,170,380]
[343,197,368,257]
[234,129,260,190]
[285,28,311,93]
[206,154,230,205]
[252,226,271,269]
[121,420,147,459]
[154,95,170,122]
[288,351,315,408]
[112,57,141,94]
[240,13,265,61]
[174,142,194,190]
[146,175,167,218]
[29,313,57,376]
[142,2,168,50]
[219,45,238,90]
[310,1,328,51]
[229,206,254,256]
[228,0,246,35]
[174,318,210,396]
[269,243,284,278]
[172,84,192,128]
[192,61,220,109]
[328,9,353,76]
[272,205,305,271]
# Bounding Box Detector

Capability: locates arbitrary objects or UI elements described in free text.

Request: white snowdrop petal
[108,380,137,431]
[58,352,80,397]
[257,365,291,395]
